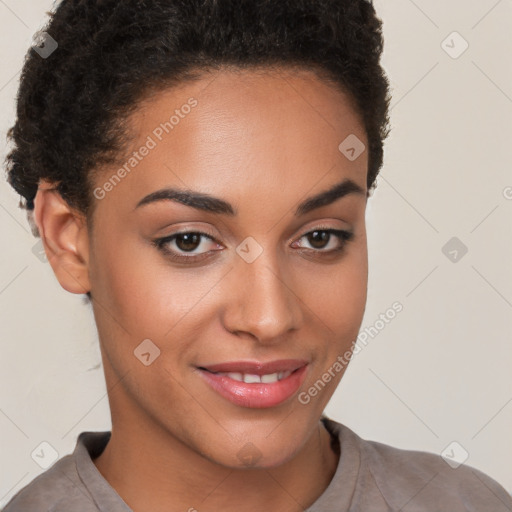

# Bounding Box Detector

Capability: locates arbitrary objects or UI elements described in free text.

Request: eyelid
[151,229,221,261]
[153,224,354,262]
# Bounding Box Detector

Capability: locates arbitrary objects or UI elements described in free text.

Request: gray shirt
[3,416,512,511]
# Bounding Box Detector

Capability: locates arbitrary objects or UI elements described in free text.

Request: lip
[197,359,309,409]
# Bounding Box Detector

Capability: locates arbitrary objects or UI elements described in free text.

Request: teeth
[243,374,261,384]
[217,371,292,383]
[261,373,279,383]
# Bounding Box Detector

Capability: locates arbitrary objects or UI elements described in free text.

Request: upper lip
[199,359,308,375]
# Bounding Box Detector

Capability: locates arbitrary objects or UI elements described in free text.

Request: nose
[221,251,303,344]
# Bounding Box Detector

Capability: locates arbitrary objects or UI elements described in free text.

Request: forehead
[92,67,368,214]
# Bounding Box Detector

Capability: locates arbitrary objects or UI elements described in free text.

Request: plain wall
[1,0,511,506]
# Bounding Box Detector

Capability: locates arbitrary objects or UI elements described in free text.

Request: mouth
[197,359,308,408]
[202,370,293,384]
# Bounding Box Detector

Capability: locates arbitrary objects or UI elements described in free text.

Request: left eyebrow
[294,179,366,216]
[134,178,366,216]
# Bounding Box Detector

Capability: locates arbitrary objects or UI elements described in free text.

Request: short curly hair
[5,0,391,236]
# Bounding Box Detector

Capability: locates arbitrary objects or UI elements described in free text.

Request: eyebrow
[134,178,365,216]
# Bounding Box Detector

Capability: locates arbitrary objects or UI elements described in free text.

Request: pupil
[309,230,329,249]
[176,233,200,251]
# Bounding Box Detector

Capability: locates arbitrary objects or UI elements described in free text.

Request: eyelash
[152,227,354,263]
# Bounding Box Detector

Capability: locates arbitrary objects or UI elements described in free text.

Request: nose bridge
[224,245,301,342]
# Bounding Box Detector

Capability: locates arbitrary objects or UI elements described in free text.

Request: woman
[3,1,511,511]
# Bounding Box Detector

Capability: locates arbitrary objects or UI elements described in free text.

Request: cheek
[303,241,368,334]
[88,226,225,343]
[297,245,368,403]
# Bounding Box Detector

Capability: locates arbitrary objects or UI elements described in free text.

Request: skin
[33,66,369,512]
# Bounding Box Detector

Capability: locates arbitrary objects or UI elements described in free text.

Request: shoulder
[2,455,97,512]
[327,418,512,511]
[361,433,512,511]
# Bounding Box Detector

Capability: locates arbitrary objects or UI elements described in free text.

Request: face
[85,67,368,468]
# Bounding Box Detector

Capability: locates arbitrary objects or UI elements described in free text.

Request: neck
[93,412,339,512]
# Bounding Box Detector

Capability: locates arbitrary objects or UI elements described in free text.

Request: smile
[213,371,292,383]
[197,360,309,408]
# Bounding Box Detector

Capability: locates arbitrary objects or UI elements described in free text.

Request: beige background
[0,0,511,505]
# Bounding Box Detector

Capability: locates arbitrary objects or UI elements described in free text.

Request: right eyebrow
[134,188,236,215]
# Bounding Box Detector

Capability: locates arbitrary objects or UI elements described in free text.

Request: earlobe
[33,180,91,295]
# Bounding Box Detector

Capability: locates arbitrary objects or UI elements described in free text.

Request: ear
[33,179,91,295]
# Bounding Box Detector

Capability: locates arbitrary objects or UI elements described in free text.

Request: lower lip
[198,365,308,408]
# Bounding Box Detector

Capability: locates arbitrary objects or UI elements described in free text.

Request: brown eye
[175,233,202,252]
[153,230,222,262]
[153,227,354,265]
[293,228,354,253]
[307,230,331,249]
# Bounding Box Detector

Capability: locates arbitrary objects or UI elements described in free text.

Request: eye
[292,228,354,253]
[153,227,354,264]
[153,231,222,262]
